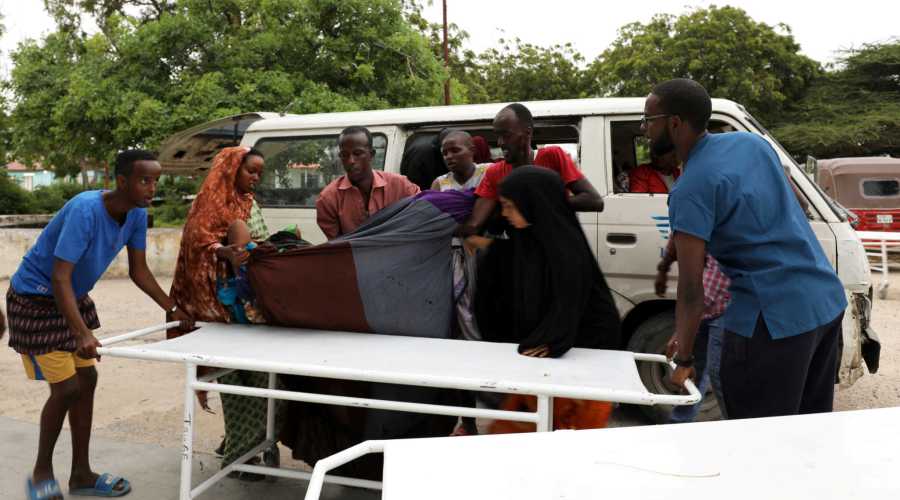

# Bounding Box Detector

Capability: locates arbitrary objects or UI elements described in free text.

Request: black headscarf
[399,131,451,191]
[475,166,621,357]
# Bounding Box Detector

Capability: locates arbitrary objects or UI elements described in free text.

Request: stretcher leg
[180,364,197,499]
[536,395,553,432]
[266,372,276,442]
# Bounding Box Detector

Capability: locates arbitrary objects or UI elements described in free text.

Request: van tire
[626,311,723,424]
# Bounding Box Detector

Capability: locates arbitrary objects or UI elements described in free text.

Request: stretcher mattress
[101,323,649,400]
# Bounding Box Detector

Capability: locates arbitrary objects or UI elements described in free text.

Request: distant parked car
[815,156,900,231]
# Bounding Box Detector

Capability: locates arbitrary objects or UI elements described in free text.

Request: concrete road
[3,272,899,500]
[0,417,378,500]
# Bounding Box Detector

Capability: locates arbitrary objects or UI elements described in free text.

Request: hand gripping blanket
[247,190,474,338]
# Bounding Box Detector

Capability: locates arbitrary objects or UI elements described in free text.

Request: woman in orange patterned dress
[168,146,277,478]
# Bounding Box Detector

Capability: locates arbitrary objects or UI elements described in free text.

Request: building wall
[7,170,103,192]
[8,171,56,191]
[0,228,183,281]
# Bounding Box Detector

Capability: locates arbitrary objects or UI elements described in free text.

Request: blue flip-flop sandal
[26,478,63,500]
[69,473,132,497]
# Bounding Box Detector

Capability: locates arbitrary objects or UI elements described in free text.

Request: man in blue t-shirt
[7,150,192,498]
[642,79,847,419]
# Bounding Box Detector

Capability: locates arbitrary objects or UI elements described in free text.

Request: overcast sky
[2,0,898,78]
[418,0,899,64]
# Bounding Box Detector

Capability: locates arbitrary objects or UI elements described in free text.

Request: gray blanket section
[334,197,456,339]
[333,197,461,439]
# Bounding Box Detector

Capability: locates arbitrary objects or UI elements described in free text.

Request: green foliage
[406,3,592,104]
[2,2,895,168]
[149,175,201,226]
[155,175,201,200]
[405,4,484,103]
[588,6,821,123]
[29,182,99,214]
[0,172,36,214]
[0,173,98,215]
[150,200,191,227]
[473,39,588,102]
[413,5,823,113]
[0,16,8,164]
[0,94,10,165]
[8,0,447,177]
[771,40,900,158]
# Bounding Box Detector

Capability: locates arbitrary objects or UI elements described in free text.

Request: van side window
[252,134,387,208]
[610,121,646,193]
[609,119,737,194]
[401,122,581,189]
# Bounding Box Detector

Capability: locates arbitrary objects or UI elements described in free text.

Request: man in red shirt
[629,150,681,194]
[459,103,603,235]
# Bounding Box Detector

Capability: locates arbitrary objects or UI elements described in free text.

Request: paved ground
[0,416,377,500]
[2,273,898,499]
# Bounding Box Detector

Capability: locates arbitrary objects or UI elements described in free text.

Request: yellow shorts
[21,351,96,384]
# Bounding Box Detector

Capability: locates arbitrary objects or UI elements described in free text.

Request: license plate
[877,214,893,224]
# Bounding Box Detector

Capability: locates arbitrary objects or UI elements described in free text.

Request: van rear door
[157,113,281,174]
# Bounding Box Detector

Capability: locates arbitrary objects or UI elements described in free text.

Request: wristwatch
[673,355,695,368]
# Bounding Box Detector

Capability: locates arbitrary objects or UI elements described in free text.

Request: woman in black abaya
[474,166,622,357]
[472,166,622,432]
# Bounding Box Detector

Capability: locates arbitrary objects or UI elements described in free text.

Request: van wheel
[626,311,723,424]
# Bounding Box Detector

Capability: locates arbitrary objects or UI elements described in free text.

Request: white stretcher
[311,406,900,500]
[98,322,700,499]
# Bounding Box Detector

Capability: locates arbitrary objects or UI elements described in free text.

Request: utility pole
[442,0,451,105]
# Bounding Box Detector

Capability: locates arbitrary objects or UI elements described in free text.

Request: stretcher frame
[98,322,700,500]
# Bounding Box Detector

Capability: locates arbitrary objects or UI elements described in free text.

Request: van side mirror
[805,155,818,183]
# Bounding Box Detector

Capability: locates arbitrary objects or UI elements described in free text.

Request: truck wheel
[626,311,723,423]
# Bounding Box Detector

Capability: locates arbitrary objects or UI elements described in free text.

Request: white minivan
[159,98,875,422]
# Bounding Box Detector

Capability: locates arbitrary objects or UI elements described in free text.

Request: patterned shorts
[6,287,100,355]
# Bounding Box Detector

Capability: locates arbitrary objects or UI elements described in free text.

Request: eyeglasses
[640,114,670,126]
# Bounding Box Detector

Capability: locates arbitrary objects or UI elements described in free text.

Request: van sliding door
[592,115,673,303]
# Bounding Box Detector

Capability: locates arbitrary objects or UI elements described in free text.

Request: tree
[588,6,821,123]
[472,38,589,103]
[0,14,10,164]
[405,4,487,104]
[7,0,448,178]
[406,3,591,104]
[771,40,900,158]
[0,172,35,214]
[0,94,10,165]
